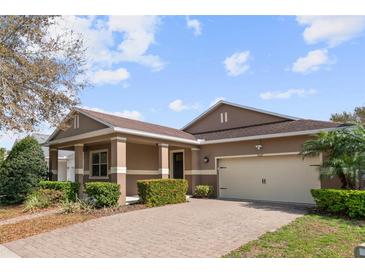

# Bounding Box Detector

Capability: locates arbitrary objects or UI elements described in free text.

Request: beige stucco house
[45,101,345,205]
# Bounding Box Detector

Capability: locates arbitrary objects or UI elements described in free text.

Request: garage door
[218,155,321,204]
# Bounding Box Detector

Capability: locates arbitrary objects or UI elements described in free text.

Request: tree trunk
[338,172,349,189]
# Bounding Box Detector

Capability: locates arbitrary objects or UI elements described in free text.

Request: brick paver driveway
[3,199,306,257]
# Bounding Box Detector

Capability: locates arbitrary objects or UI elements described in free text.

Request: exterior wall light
[203,156,210,163]
[255,144,263,151]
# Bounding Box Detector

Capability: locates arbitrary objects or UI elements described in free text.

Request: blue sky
[1,15,365,148]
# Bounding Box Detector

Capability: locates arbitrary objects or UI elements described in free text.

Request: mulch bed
[0,203,147,244]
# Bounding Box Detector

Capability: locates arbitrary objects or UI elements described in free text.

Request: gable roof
[77,108,196,141]
[46,104,347,146]
[181,100,300,131]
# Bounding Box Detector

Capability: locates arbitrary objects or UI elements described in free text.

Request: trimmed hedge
[39,180,79,201]
[311,189,365,218]
[193,185,213,198]
[137,179,188,207]
[85,182,120,208]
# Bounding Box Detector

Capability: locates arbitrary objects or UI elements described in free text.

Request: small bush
[24,191,50,212]
[59,199,93,214]
[85,182,120,208]
[311,189,365,218]
[137,179,188,207]
[23,189,65,212]
[193,185,213,198]
[39,180,79,201]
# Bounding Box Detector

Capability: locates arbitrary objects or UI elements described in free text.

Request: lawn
[225,214,365,258]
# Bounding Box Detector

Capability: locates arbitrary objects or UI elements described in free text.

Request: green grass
[224,214,365,258]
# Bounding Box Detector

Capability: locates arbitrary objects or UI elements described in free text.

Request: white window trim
[169,149,185,179]
[89,149,109,179]
[220,113,224,123]
[224,112,228,122]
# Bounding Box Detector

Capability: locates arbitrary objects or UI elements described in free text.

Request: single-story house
[45,100,346,205]
[32,133,75,182]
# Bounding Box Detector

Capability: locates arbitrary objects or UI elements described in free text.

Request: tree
[0,147,6,166]
[0,16,87,132]
[301,125,365,189]
[330,106,365,124]
[0,136,47,204]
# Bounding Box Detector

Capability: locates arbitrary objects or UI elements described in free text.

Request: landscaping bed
[0,204,56,221]
[224,213,365,258]
[0,203,146,244]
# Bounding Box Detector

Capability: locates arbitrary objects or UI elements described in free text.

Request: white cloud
[91,68,130,85]
[186,16,202,36]
[114,110,144,121]
[108,16,165,71]
[168,99,199,112]
[223,51,250,76]
[260,89,317,100]
[296,16,365,47]
[50,15,165,82]
[210,97,226,106]
[82,106,144,121]
[292,49,334,74]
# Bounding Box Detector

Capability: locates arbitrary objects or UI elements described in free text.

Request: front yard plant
[39,180,80,201]
[193,185,214,198]
[311,189,365,218]
[137,178,188,207]
[0,136,47,205]
[24,189,65,212]
[85,182,121,208]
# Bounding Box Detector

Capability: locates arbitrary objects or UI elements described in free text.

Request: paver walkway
[0,209,60,226]
[3,199,306,258]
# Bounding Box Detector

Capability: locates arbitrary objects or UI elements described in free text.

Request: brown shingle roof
[78,108,196,140]
[193,119,346,141]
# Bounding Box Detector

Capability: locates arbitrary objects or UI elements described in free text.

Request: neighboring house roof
[76,108,196,141]
[32,133,73,159]
[181,100,300,131]
[194,119,346,142]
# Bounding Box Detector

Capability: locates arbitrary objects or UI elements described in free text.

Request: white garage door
[218,155,321,204]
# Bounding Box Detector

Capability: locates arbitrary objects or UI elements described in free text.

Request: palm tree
[301,124,365,189]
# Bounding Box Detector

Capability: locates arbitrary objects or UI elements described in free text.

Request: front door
[172,152,184,179]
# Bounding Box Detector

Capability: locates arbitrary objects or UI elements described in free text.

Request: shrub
[23,189,65,212]
[24,191,49,212]
[311,189,365,218]
[39,180,80,201]
[137,179,188,207]
[59,199,93,214]
[193,185,214,198]
[85,182,120,208]
[0,136,48,204]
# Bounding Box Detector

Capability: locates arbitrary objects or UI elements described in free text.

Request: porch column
[74,144,84,196]
[49,148,58,181]
[190,147,201,192]
[158,143,169,179]
[111,137,127,205]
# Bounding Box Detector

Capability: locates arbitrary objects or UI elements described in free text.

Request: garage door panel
[218,155,320,204]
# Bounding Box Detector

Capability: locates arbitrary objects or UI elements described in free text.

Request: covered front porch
[48,133,201,204]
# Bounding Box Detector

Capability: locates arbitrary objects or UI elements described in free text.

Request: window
[91,151,108,177]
